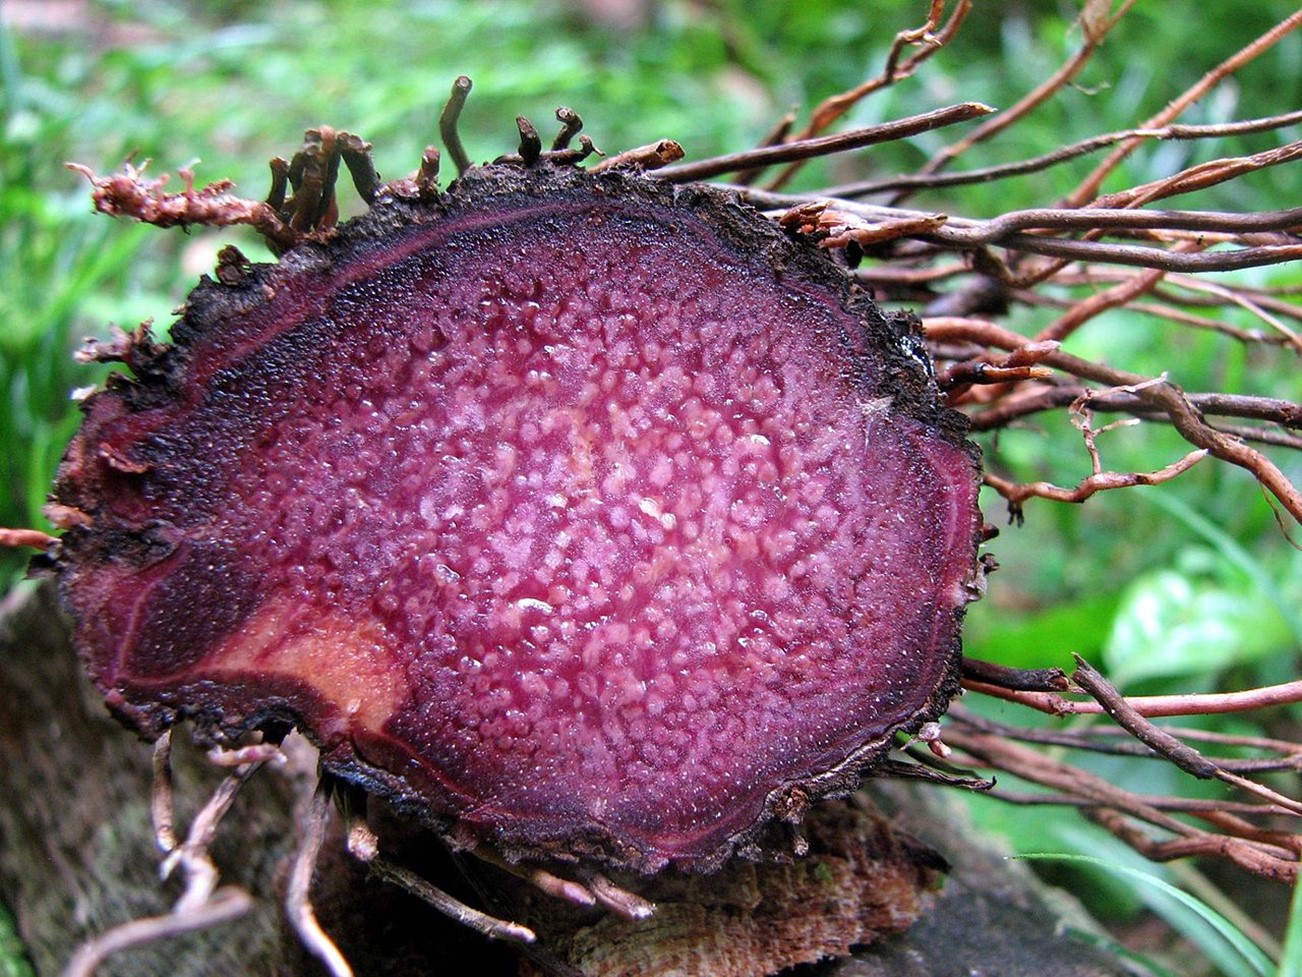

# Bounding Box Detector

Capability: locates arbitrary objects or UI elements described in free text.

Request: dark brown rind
[52,160,983,874]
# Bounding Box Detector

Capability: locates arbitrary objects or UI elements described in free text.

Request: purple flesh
[52,171,981,871]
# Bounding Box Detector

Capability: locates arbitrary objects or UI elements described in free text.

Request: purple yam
[51,164,983,873]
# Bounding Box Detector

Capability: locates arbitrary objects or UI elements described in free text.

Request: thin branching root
[286,784,354,977]
[62,731,277,977]
[0,527,57,550]
[951,659,1302,883]
[344,817,539,945]
[66,160,300,251]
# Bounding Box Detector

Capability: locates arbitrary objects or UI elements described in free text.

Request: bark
[0,583,1140,977]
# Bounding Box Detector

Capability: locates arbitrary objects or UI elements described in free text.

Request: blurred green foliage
[0,901,33,977]
[1,2,1299,973]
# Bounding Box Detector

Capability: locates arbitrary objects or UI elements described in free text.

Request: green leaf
[963,591,1120,669]
[1143,492,1302,645]
[1104,568,1292,687]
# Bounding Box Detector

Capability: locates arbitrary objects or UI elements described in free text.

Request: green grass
[1018,853,1277,977]
[1,2,1299,973]
[1283,876,1302,977]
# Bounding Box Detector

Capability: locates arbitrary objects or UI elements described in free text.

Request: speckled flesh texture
[52,165,982,873]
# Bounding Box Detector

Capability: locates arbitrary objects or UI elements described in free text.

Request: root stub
[52,160,982,874]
